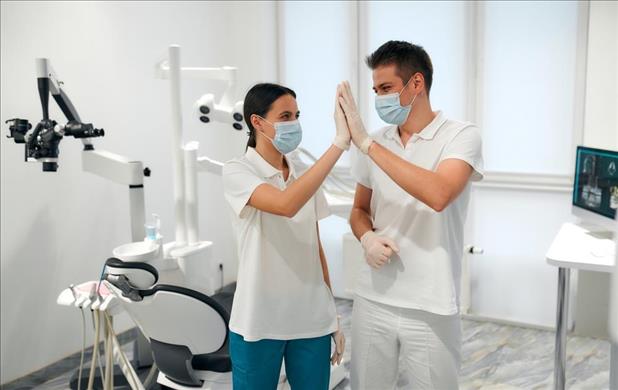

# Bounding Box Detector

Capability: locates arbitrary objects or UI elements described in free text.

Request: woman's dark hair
[244,83,296,150]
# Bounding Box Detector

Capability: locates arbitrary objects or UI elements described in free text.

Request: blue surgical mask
[375,78,418,125]
[258,117,303,154]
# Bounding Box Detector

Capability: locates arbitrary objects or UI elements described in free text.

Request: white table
[546,222,617,390]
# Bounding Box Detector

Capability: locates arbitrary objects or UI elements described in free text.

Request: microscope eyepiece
[64,121,104,139]
[5,118,32,143]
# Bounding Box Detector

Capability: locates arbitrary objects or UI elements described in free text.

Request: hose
[104,312,142,389]
[76,308,86,390]
[87,311,102,390]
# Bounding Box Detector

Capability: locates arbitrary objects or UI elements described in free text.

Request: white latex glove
[338,81,374,154]
[331,316,345,365]
[333,85,351,151]
[360,231,400,269]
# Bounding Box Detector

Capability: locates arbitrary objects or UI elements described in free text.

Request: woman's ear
[250,114,262,132]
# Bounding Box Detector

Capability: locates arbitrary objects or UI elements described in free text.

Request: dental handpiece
[69,284,77,300]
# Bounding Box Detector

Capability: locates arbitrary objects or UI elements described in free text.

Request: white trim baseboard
[474,171,573,193]
[461,312,556,332]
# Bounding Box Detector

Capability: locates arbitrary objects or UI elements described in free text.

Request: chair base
[69,365,129,389]
[157,370,286,390]
[157,361,346,390]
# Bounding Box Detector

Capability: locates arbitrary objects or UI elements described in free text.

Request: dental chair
[103,258,288,389]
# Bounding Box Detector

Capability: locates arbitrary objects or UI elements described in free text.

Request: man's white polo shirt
[351,111,484,315]
[222,147,338,341]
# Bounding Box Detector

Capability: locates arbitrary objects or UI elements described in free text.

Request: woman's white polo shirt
[222,147,338,341]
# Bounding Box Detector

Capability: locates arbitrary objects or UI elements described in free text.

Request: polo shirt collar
[384,110,446,141]
[245,147,295,179]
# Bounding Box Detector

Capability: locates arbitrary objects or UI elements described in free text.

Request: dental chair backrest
[104,258,230,387]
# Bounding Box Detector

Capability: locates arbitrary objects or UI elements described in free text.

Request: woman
[222,83,350,389]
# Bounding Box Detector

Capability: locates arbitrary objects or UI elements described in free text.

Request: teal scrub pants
[229,331,331,390]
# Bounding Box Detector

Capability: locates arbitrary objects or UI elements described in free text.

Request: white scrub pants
[351,295,461,390]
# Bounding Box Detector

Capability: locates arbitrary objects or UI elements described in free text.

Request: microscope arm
[155,59,238,106]
[155,56,243,128]
[35,58,93,146]
[82,150,145,186]
[82,149,147,242]
[155,60,237,83]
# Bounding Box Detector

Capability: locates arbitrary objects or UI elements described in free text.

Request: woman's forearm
[280,144,343,217]
[248,144,344,217]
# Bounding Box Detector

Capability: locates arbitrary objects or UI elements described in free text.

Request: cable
[94,264,111,389]
[104,312,142,389]
[219,263,224,292]
[90,311,105,381]
[96,263,107,298]
[76,308,86,390]
[87,311,102,390]
[143,362,158,389]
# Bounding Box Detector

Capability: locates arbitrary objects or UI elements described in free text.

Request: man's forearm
[350,207,374,241]
[367,142,451,211]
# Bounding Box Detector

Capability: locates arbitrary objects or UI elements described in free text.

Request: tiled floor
[3,299,612,390]
[332,299,611,390]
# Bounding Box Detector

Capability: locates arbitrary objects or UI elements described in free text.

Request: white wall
[466,2,618,329]
[572,0,618,338]
[0,1,277,383]
[467,187,575,326]
[584,0,618,150]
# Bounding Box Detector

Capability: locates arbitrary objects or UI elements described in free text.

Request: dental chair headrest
[104,257,159,290]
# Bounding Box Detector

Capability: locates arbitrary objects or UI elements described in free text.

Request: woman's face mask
[257,116,303,154]
[374,77,418,125]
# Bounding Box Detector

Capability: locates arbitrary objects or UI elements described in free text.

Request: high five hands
[333,85,351,151]
[336,81,374,154]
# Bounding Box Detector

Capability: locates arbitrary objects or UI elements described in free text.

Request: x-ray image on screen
[573,146,618,220]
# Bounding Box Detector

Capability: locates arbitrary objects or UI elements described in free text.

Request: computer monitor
[572,146,618,231]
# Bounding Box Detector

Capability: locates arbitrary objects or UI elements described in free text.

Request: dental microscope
[5,58,150,243]
[5,58,104,172]
[5,58,153,388]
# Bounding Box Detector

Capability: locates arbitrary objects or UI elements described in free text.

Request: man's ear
[412,72,425,95]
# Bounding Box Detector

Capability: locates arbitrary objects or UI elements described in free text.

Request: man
[337,40,484,389]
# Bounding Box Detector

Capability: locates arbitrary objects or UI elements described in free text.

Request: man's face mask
[257,116,303,154]
[374,77,418,125]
